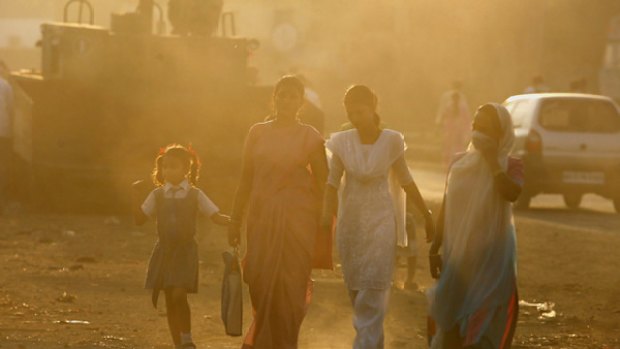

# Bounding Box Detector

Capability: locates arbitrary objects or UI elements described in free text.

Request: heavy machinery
[11,0,269,211]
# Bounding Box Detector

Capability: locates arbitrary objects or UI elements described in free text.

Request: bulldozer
[10,0,270,211]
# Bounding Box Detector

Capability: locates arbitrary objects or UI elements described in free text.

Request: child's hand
[211,213,231,226]
[131,179,153,202]
[132,179,147,192]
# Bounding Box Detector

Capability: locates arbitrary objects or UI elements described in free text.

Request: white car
[503,93,620,212]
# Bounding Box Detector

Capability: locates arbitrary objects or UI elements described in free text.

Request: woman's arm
[309,146,331,232]
[322,185,338,231]
[482,154,522,202]
[309,146,329,202]
[494,172,522,202]
[228,128,257,246]
[392,154,435,241]
[428,196,446,279]
[321,152,344,231]
[402,182,435,242]
[429,197,446,255]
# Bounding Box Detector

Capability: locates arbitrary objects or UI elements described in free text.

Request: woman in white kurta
[322,85,435,349]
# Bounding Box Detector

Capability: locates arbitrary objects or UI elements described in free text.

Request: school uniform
[141,180,218,305]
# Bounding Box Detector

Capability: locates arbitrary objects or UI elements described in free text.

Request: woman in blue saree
[427,103,523,349]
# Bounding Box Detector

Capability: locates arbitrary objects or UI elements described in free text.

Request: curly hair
[151,144,201,186]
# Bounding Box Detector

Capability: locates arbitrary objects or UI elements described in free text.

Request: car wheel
[563,193,582,209]
[514,194,531,210]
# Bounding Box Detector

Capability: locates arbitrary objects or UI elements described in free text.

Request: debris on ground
[56,292,77,303]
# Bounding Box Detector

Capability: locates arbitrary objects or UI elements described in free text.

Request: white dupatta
[327,129,408,247]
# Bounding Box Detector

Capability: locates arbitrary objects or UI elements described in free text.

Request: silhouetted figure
[132,144,230,349]
[168,0,223,36]
[428,104,523,348]
[229,76,329,349]
[436,83,472,168]
[524,75,550,94]
[569,78,588,93]
[323,85,434,349]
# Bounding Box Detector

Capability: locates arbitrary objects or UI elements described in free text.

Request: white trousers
[348,288,390,349]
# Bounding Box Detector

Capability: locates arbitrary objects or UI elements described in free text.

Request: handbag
[221,249,243,336]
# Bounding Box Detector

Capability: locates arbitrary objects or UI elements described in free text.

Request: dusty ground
[1,189,620,348]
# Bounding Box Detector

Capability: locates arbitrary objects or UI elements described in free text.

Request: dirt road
[0,167,619,348]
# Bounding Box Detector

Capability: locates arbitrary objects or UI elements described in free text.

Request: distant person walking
[132,144,231,349]
[523,75,550,94]
[229,75,329,349]
[323,85,434,349]
[569,78,588,93]
[436,82,471,168]
[436,81,470,122]
[427,104,524,349]
[0,61,14,214]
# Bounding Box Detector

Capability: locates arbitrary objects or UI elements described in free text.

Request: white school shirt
[141,179,219,218]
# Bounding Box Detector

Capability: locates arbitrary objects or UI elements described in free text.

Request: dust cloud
[225,0,620,131]
[2,0,620,211]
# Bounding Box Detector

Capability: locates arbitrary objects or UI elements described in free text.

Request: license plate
[562,171,605,185]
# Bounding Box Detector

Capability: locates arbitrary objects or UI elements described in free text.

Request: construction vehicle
[10,0,269,211]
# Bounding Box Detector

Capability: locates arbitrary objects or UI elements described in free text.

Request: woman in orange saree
[229,75,329,349]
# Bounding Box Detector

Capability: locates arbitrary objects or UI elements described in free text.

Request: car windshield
[538,99,620,133]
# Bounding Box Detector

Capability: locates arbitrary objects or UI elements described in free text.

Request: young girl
[133,144,230,349]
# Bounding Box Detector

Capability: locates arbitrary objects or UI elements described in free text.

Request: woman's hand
[479,145,501,172]
[472,131,501,173]
[424,210,435,243]
[494,172,523,202]
[228,223,241,247]
[428,239,442,279]
[429,252,442,279]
